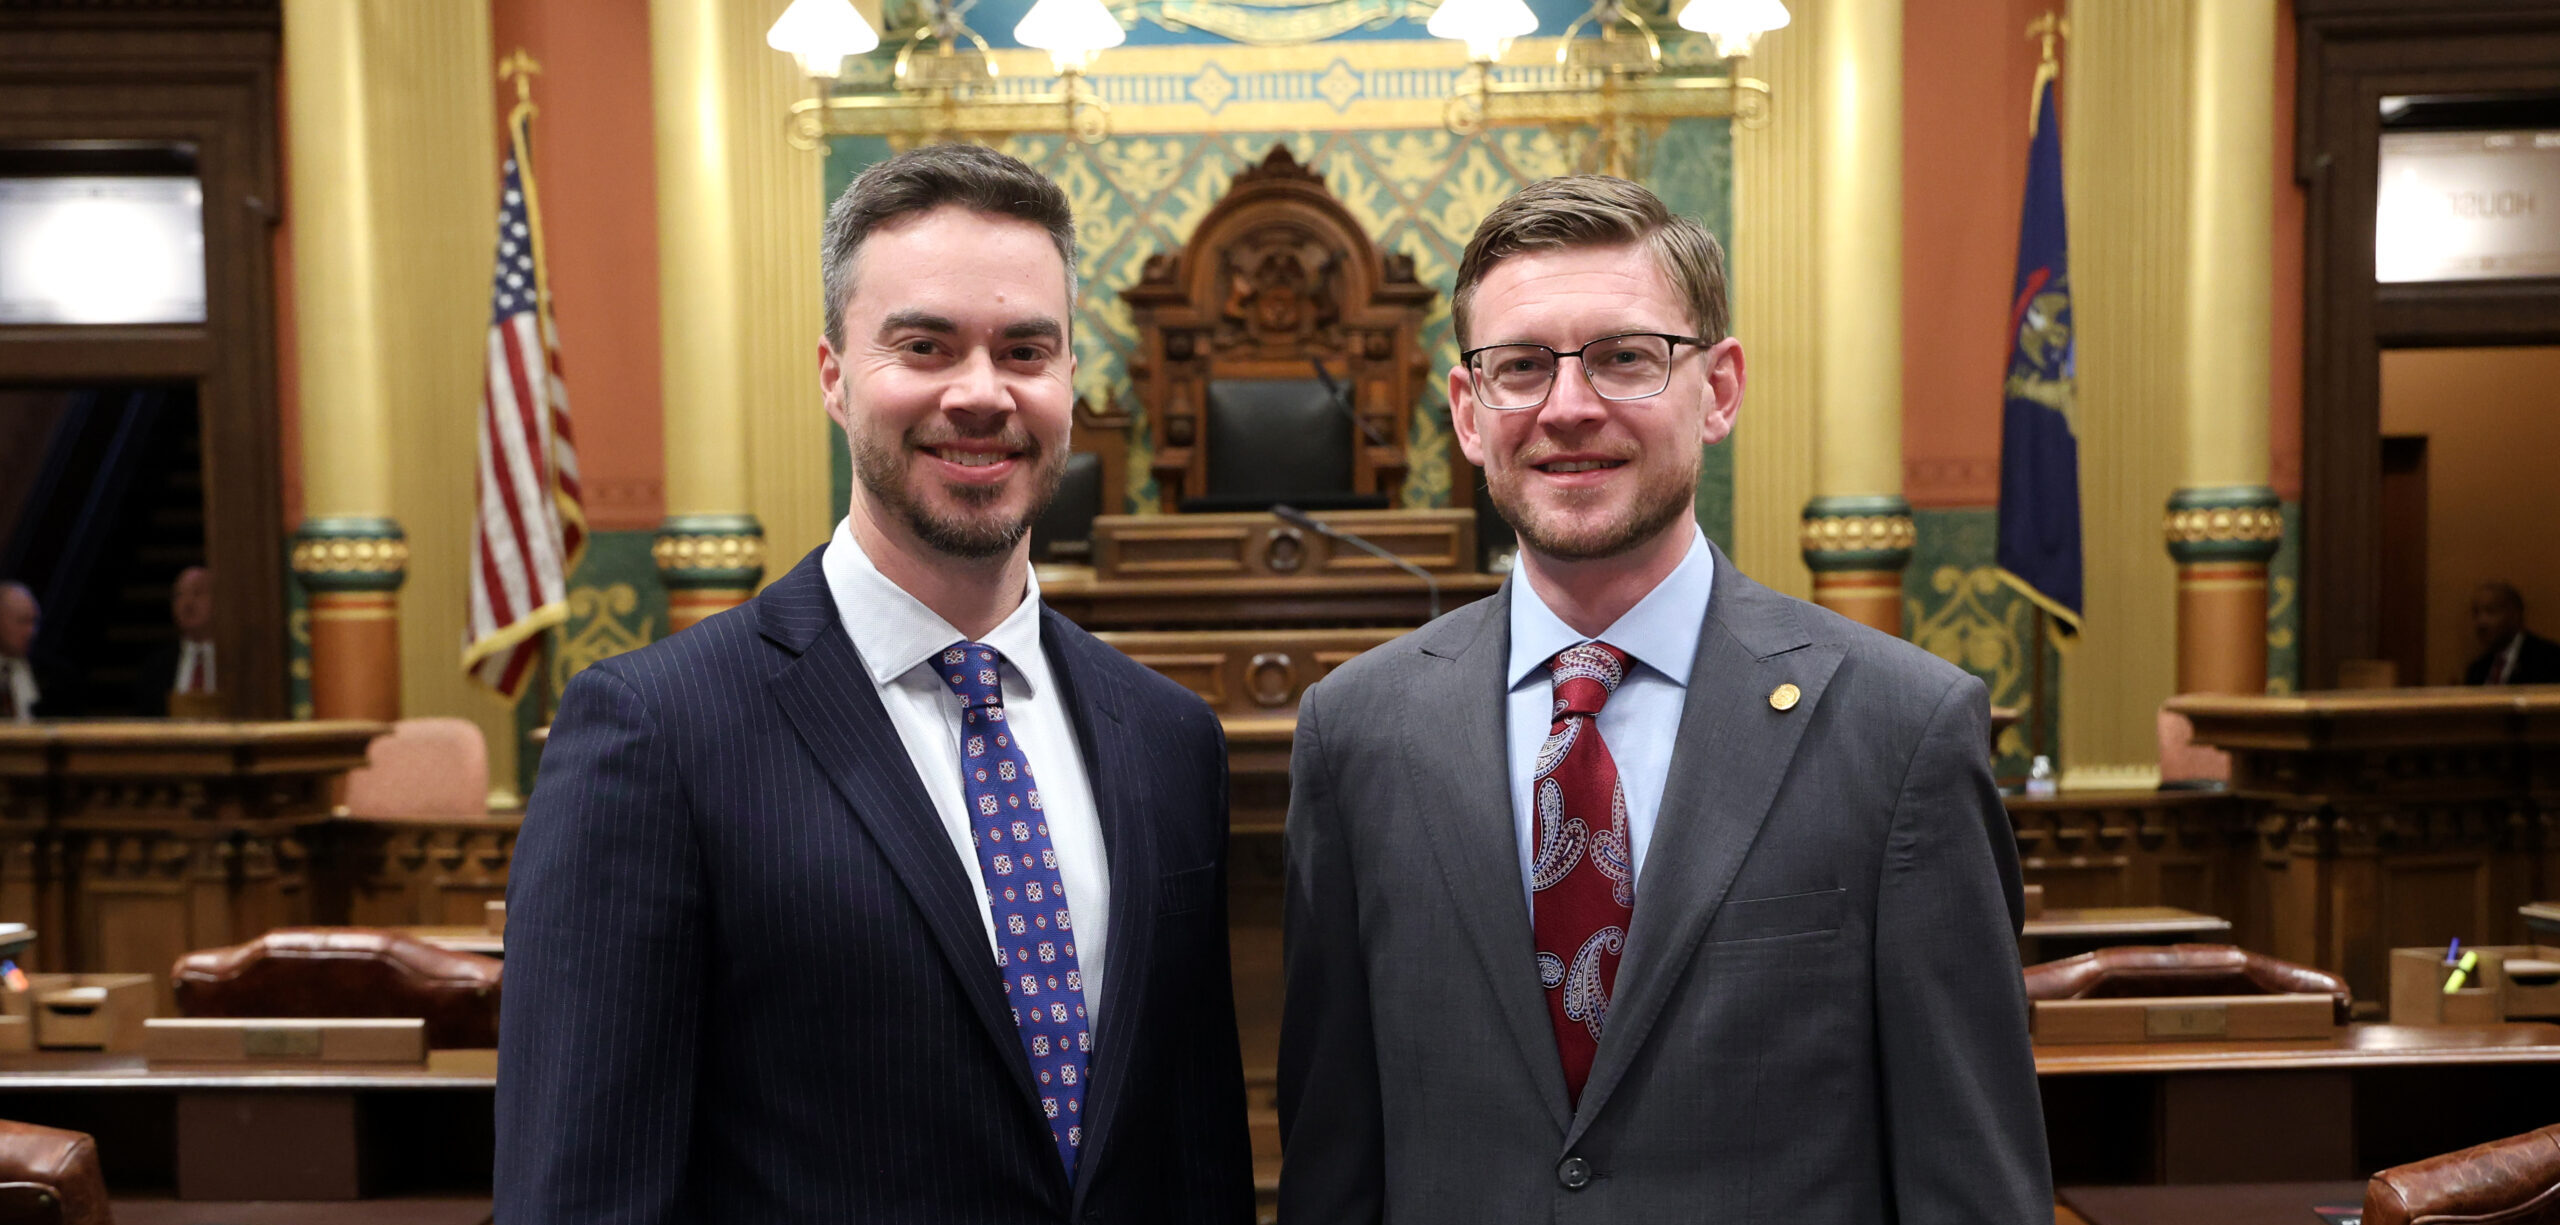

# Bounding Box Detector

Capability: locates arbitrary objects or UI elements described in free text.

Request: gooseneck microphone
[1308,358,1391,446]
[1271,503,1442,621]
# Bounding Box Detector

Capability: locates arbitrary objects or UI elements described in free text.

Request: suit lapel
[1400,584,1575,1131]
[757,555,1044,1118]
[1042,612,1161,1211]
[1566,549,1844,1144]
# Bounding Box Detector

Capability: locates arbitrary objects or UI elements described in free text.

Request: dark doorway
[0,384,206,715]
[2377,434,2429,687]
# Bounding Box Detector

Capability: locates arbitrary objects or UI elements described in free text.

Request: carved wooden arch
[1115,145,1441,512]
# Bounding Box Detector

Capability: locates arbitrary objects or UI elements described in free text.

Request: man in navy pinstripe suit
[497,145,1254,1224]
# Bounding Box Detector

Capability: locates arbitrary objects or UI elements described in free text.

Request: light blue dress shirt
[1505,525,1715,914]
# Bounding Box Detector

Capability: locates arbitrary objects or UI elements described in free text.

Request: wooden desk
[2060,1182,2366,1225]
[2022,906,2234,963]
[2166,685,2560,1002]
[2038,1022,2560,1185]
[0,721,388,1002]
[0,1049,496,1200]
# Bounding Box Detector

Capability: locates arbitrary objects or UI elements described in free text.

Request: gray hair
[821,144,1078,348]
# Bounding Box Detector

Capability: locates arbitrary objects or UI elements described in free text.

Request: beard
[852,419,1068,560]
[1489,448,1700,562]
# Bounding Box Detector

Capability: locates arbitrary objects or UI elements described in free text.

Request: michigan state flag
[1995,69,2083,638]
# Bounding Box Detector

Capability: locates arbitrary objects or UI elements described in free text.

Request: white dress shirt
[175,640,217,694]
[821,518,1110,1024]
[1504,525,1715,914]
[1,657,34,724]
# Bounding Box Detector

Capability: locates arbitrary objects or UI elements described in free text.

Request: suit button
[1557,1156,1592,1190]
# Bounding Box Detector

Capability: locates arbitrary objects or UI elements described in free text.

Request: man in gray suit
[1278,175,2050,1223]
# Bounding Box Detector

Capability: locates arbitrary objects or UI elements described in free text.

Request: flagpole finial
[2024,12,2067,68]
[498,48,543,110]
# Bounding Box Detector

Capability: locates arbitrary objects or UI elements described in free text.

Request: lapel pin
[1769,683,1801,711]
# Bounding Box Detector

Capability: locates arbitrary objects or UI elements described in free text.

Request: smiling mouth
[1534,459,1626,474]
[922,445,1020,469]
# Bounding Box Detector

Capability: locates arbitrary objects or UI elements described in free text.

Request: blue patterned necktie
[937,641,1091,1181]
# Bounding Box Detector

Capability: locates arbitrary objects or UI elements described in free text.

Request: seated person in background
[134,565,218,716]
[0,581,74,722]
[2464,581,2560,685]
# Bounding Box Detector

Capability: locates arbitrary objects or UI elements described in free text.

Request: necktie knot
[1548,642,1628,720]
[937,642,1007,710]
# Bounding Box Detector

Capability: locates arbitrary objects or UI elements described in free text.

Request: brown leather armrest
[0,1122,109,1225]
[2365,1123,2560,1225]
[2022,944,2354,1024]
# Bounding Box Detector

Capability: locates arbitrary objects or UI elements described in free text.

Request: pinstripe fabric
[497,548,1253,1224]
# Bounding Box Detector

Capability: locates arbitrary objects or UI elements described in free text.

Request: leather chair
[2023,943,2354,1024]
[339,717,489,819]
[0,1119,110,1225]
[171,927,502,1049]
[2365,1123,2560,1225]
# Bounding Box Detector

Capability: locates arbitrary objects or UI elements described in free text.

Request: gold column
[729,6,831,577]
[1797,0,1911,635]
[286,2,521,791]
[1730,3,1817,601]
[649,0,772,628]
[283,0,404,723]
[2056,0,2186,788]
[2166,0,2281,695]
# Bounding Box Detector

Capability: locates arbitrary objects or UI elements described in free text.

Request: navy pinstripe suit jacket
[496,548,1254,1224]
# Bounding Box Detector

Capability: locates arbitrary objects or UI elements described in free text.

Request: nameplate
[2143,1003,2229,1039]
[242,1024,324,1059]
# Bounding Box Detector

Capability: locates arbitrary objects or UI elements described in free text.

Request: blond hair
[1451,175,1728,348]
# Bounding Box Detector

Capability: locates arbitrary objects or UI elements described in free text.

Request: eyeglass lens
[1473,334,1675,409]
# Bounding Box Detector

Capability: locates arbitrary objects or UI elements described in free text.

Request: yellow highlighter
[2443,949,2480,993]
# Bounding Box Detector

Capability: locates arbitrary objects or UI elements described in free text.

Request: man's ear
[1449,364,1489,468]
[1699,337,1745,447]
[820,337,849,431]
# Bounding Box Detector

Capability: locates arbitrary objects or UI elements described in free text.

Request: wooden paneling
[2295,0,2560,688]
[0,16,288,718]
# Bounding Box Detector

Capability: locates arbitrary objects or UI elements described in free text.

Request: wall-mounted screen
[0,175,206,324]
[2377,129,2560,283]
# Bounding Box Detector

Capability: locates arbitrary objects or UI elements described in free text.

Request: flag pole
[2030,606,2050,767]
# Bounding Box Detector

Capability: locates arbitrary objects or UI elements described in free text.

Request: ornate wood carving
[1116,145,1440,512]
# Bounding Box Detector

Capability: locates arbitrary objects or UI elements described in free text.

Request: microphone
[1272,503,1441,621]
[1309,358,1390,446]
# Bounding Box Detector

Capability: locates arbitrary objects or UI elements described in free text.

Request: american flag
[462,109,586,698]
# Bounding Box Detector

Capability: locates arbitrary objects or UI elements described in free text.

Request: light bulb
[767,0,881,79]
[1673,0,1789,58]
[1427,0,1538,63]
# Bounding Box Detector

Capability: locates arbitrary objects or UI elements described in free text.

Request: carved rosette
[2163,485,2282,565]
[652,514,767,591]
[1798,495,1917,573]
[291,517,409,593]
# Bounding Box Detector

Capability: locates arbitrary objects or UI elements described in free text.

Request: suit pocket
[1704,887,1846,943]
[1156,862,1218,915]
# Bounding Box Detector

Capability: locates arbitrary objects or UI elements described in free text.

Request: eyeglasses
[1459,332,1712,411]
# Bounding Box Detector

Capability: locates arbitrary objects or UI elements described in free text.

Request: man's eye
[903,339,941,356]
[1006,345,1052,363]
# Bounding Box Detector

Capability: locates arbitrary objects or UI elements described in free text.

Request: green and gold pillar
[284,0,404,720]
[650,0,766,629]
[1798,0,1910,636]
[2168,0,2279,695]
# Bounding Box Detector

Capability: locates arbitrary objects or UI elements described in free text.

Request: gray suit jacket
[1277,544,2050,1224]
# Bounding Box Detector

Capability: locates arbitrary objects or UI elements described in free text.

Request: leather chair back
[2023,943,2354,1023]
[2366,1123,2560,1225]
[0,1121,110,1225]
[1202,379,1353,505]
[171,927,501,1049]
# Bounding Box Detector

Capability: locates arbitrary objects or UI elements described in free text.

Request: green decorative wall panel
[1905,509,2057,782]
[820,121,1734,527]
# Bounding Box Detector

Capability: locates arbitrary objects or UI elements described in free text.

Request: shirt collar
[1507,523,1715,690]
[821,517,1050,698]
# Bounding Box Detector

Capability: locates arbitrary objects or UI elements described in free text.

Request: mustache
[1513,444,1634,466]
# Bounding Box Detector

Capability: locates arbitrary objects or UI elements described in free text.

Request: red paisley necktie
[1531,642,1637,1104]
